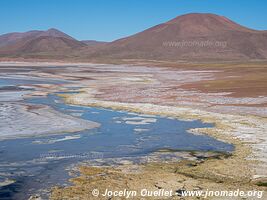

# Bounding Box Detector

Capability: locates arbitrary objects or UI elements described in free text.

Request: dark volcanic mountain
[88,13,267,61]
[0,28,86,56]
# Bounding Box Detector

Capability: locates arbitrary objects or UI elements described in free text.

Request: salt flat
[0,103,99,140]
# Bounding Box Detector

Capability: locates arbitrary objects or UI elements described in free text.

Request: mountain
[0,28,86,56]
[38,28,75,40]
[87,13,267,61]
[1,13,267,61]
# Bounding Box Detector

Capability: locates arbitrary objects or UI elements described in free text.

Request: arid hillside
[88,13,267,61]
[0,28,86,57]
[1,13,267,61]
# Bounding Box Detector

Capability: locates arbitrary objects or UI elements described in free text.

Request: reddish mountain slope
[0,31,42,48]
[89,13,267,61]
[0,28,85,55]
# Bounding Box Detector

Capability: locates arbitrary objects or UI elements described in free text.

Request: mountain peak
[166,13,253,33]
[46,28,64,34]
[167,13,233,24]
[47,28,60,31]
[41,28,74,40]
[168,13,224,21]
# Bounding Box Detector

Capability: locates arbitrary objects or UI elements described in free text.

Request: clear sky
[1,0,267,41]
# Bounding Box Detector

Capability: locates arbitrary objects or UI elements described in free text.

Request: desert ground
[0,61,266,199]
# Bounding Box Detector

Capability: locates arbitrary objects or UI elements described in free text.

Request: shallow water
[0,78,234,199]
[28,94,233,155]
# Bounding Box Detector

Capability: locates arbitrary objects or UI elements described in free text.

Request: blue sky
[1,0,267,41]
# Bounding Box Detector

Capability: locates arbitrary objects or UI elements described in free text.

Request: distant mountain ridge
[1,13,267,61]
[0,28,86,55]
